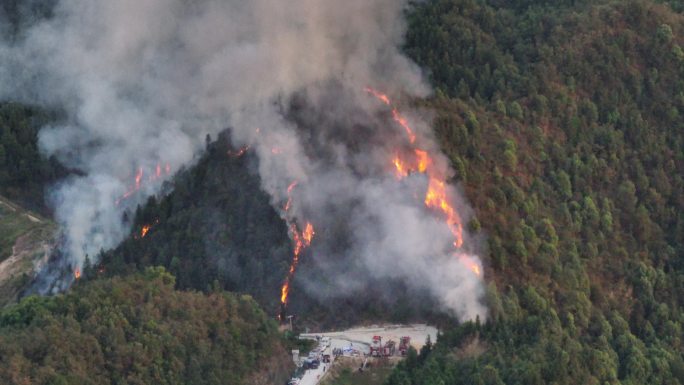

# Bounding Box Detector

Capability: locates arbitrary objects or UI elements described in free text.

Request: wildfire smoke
[366,88,478,276]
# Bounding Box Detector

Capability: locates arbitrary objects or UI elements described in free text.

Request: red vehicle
[399,336,411,356]
[370,336,383,357]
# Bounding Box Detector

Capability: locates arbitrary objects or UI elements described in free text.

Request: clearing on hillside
[0,195,56,305]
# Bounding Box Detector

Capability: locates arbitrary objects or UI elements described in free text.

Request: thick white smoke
[0,0,486,320]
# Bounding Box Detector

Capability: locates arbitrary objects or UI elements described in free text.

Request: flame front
[424,177,463,248]
[391,109,417,144]
[116,163,171,205]
[279,87,482,311]
[364,87,390,105]
[74,268,81,280]
[141,225,151,238]
[367,87,478,276]
[280,221,315,304]
[279,181,316,306]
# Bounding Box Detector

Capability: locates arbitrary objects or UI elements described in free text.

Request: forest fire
[136,219,159,239]
[279,181,316,307]
[393,156,409,179]
[424,178,463,248]
[280,222,315,304]
[283,181,298,211]
[364,87,417,143]
[115,163,171,205]
[367,87,477,276]
[228,145,249,157]
[74,268,81,280]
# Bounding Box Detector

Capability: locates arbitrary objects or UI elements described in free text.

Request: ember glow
[367,87,478,276]
[228,146,249,158]
[74,268,81,280]
[140,225,151,238]
[115,163,171,205]
[135,167,143,189]
[364,87,391,105]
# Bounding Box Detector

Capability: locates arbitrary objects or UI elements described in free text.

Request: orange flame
[392,109,417,144]
[302,222,315,244]
[279,180,316,306]
[365,87,417,144]
[74,269,81,280]
[415,150,430,173]
[284,181,298,211]
[393,156,409,179]
[424,178,463,248]
[457,255,482,277]
[364,87,391,105]
[141,225,151,238]
[280,283,290,305]
[280,181,316,306]
[280,221,315,304]
[368,87,472,272]
[116,163,172,206]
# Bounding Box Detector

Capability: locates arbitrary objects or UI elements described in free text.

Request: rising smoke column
[0,0,486,320]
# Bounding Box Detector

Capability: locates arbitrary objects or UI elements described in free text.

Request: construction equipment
[399,336,411,355]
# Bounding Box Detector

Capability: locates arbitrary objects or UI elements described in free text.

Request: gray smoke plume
[0,0,486,321]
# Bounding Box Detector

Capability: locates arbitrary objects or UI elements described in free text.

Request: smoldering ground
[0,0,486,321]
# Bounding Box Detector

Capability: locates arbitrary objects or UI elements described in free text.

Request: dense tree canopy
[387,0,684,384]
[0,102,65,212]
[0,0,683,384]
[0,267,292,385]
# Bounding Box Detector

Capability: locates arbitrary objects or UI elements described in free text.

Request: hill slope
[0,195,55,305]
[96,0,684,383]
[95,133,441,328]
[385,0,684,384]
[0,267,293,385]
[0,0,682,384]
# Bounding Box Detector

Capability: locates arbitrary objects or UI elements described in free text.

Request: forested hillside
[90,1,684,383]
[93,132,293,311]
[0,103,64,212]
[0,267,292,385]
[0,0,683,384]
[385,0,684,384]
[94,133,441,328]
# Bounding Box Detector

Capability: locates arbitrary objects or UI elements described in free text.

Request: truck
[370,336,383,357]
[399,336,411,356]
[383,340,396,357]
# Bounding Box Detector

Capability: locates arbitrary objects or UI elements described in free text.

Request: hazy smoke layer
[0,0,486,320]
